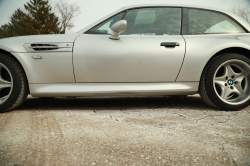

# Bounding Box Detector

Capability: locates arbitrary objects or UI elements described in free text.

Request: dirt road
[0,95,249,165]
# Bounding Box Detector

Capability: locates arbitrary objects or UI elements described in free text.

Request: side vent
[30,44,59,51]
[23,43,73,52]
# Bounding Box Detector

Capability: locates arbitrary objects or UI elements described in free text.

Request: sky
[0,0,249,33]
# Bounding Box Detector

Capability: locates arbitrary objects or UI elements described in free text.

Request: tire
[0,53,29,113]
[199,53,250,111]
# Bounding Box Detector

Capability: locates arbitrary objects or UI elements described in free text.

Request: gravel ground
[0,95,249,166]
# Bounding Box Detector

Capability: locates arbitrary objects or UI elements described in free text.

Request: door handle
[161,42,180,47]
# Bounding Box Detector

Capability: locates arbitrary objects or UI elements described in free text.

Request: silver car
[0,4,250,112]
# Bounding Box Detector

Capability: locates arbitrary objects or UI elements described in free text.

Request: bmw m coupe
[0,4,250,112]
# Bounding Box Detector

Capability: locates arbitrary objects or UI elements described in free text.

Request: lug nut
[225,83,227,86]
[230,86,234,90]
[231,75,235,79]
[226,77,228,80]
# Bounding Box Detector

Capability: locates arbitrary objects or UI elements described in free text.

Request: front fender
[0,43,26,53]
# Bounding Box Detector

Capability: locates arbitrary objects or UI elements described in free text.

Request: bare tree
[54,0,80,34]
[230,4,250,24]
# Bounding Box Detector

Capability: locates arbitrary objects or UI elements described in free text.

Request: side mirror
[109,20,127,40]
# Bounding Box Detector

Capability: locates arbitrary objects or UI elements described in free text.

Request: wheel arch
[198,47,250,89]
[0,48,30,94]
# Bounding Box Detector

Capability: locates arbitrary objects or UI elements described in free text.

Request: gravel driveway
[0,95,249,166]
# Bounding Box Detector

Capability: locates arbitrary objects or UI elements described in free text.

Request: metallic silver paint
[11,52,75,83]
[0,34,79,53]
[23,43,73,52]
[29,82,199,97]
[74,34,185,82]
[177,34,250,82]
[0,4,249,98]
[110,20,127,40]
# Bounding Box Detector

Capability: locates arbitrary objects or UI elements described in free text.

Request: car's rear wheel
[0,53,28,113]
[199,53,250,111]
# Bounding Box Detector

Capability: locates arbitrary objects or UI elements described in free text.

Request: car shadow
[15,95,218,111]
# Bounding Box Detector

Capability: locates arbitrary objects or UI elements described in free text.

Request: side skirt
[29,82,199,97]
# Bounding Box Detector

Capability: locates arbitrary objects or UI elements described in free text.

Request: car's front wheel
[0,53,28,113]
[199,53,250,111]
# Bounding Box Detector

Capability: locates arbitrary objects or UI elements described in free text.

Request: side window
[123,8,182,36]
[186,9,246,34]
[86,12,124,34]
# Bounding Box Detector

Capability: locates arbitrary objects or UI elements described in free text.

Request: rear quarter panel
[177,34,250,81]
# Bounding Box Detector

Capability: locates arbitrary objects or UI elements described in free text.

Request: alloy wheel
[0,63,13,104]
[213,59,250,105]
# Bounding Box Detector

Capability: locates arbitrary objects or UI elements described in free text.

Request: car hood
[0,33,80,53]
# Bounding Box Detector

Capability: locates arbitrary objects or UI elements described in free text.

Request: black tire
[0,53,29,113]
[199,53,250,111]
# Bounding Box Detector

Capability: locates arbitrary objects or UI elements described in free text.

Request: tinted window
[122,8,182,35]
[86,12,124,34]
[186,9,246,34]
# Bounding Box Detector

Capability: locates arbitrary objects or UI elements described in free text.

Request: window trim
[181,8,189,35]
[84,6,183,36]
[84,11,126,35]
[121,10,128,20]
[182,7,249,35]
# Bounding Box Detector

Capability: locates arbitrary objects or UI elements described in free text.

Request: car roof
[119,4,228,13]
[77,4,250,34]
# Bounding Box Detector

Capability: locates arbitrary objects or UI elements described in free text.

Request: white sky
[0,0,249,33]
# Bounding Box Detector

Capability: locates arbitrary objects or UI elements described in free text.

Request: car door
[73,7,185,82]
